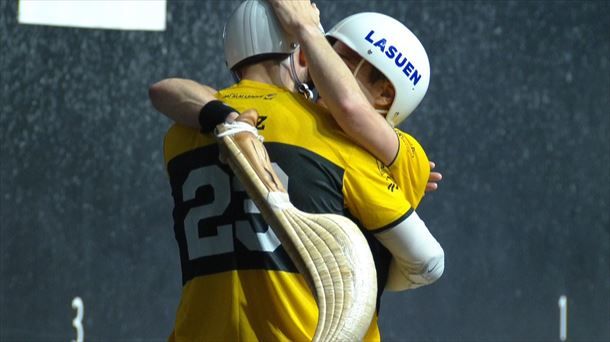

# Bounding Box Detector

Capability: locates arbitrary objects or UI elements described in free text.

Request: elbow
[148,78,179,111]
[420,249,445,285]
[386,246,445,291]
[148,79,168,110]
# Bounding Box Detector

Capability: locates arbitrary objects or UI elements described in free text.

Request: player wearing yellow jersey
[149,1,443,340]
[268,1,445,291]
[270,0,441,204]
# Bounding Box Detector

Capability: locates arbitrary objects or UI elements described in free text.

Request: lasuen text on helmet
[364,30,422,86]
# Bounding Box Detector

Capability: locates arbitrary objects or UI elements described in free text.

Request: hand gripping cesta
[215,111,377,341]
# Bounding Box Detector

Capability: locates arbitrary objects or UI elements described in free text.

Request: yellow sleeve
[387,129,430,210]
[343,148,413,231]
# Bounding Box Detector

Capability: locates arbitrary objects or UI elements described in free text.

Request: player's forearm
[297,29,398,165]
[297,27,368,114]
[149,78,217,129]
[374,212,444,291]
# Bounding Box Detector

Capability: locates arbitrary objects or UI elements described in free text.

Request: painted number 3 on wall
[182,164,288,260]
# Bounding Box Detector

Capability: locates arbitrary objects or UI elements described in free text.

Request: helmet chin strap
[353,58,391,118]
[353,58,366,78]
[287,53,314,100]
[230,70,241,83]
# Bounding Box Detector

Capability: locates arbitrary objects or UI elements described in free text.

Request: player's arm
[374,211,444,291]
[148,78,239,130]
[344,152,444,292]
[269,0,399,166]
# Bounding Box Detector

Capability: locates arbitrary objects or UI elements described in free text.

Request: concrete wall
[1,1,608,341]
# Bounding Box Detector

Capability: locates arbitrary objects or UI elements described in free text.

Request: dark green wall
[1,1,608,341]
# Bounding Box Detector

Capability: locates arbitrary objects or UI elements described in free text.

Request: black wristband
[198,100,239,133]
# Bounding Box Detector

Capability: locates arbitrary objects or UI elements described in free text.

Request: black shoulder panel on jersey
[265,142,345,215]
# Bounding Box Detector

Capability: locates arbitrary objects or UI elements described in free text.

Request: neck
[240,60,296,91]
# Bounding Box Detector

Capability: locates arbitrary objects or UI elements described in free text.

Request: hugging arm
[149,78,231,129]
[269,0,399,166]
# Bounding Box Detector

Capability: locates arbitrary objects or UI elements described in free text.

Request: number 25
[182,164,288,260]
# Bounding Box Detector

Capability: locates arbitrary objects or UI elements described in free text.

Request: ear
[373,80,395,109]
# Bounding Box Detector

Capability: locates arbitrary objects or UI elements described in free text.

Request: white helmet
[223,0,298,70]
[327,12,430,126]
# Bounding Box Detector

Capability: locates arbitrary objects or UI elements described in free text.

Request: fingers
[429,171,442,182]
[268,0,321,36]
[428,161,442,181]
[226,112,239,123]
[426,161,442,193]
[235,109,259,126]
[312,2,319,15]
[425,182,438,192]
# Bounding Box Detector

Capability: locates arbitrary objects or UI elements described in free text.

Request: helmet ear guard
[326,12,430,127]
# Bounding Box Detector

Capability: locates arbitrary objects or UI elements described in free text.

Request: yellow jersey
[163,80,429,341]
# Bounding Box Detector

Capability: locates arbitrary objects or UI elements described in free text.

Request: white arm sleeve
[375,211,444,292]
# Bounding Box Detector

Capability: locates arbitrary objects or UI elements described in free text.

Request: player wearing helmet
[270,0,439,188]
[150,1,443,340]
[268,0,445,291]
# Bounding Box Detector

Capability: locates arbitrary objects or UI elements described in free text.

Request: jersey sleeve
[342,147,413,231]
[387,129,430,210]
